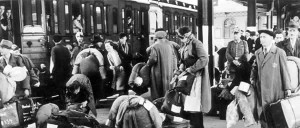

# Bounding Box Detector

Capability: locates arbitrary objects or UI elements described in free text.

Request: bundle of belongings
[0,65,28,103]
[128,62,151,95]
[106,95,164,128]
[265,56,300,128]
[218,61,257,128]
[35,103,103,128]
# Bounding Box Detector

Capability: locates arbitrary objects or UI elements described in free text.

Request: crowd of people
[215,20,300,128]
[0,8,300,127]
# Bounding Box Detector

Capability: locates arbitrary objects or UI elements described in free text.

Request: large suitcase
[268,95,300,128]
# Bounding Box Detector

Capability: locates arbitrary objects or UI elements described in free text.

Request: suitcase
[268,95,300,128]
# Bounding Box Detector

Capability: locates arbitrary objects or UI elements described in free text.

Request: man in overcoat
[146,30,177,100]
[277,21,300,57]
[50,35,72,108]
[251,30,291,128]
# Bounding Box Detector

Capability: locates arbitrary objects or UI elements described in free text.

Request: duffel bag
[268,95,300,128]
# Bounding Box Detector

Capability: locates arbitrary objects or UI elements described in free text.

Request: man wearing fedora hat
[0,39,31,97]
[251,30,291,128]
[277,21,300,57]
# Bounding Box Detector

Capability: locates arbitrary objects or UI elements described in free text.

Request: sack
[238,81,250,93]
[226,99,239,128]
[0,103,20,128]
[123,106,154,128]
[161,89,186,118]
[268,95,300,128]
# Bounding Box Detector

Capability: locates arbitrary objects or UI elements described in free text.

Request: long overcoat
[251,45,291,118]
[147,39,177,100]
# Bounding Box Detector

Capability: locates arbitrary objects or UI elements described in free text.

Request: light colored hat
[155,31,167,38]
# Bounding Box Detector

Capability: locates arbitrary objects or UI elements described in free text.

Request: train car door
[20,0,48,66]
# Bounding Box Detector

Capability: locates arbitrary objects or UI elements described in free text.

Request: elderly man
[0,40,30,97]
[146,29,177,100]
[277,21,300,57]
[251,30,291,128]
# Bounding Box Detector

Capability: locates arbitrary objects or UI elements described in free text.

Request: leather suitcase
[268,95,300,128]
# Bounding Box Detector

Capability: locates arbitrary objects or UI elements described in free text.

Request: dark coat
[251,45,291,120]
[276,38,300,58]
[147,39,178,100]
[179,35,211,113]
[66,74,97,117]
[51,43,71,83]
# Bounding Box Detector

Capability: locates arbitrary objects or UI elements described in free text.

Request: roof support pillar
[247,0,256,31]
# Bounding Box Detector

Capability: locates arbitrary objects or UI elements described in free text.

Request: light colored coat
[251,45,291,119]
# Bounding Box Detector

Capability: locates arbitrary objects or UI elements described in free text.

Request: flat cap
[258,30,275,38]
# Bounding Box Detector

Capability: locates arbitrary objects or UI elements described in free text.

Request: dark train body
[0,0,198,67]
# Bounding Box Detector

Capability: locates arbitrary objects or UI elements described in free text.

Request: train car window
[165,14,170,34]
[126,9,133,34]
[122,9,125,32]
[182,16,185,26]
[95,6,103,33]
[90,4,94,34]
[137,10,140,34]
[53,0,58,33]
[174,14,177,32]
[104,6,108,33]
[141,11,144,26]
[131,10,135,34]
[81,4,85,33]
[65,2,70,34]
[113,8,118,34]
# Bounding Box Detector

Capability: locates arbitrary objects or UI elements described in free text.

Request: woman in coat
[177,27,211,128]
[105,40,126,97]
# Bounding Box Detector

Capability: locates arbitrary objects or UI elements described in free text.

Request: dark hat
[53,35,62,43]
[178,27,191,36]
[288,21,299,28]
[274,29,284,35]
[0,40,13,49]
[258,30,275,38]
[245,30,251,33]
[92,34,103,44]
[119,32,127,39]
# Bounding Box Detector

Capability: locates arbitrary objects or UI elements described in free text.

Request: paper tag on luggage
[173,116,184,122]
[238,82,250,93]
[47,124,58,128]
[171,104,181,113]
